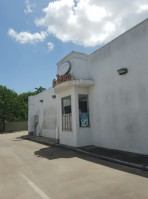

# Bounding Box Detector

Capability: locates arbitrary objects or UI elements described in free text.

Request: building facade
[29,19,148,155]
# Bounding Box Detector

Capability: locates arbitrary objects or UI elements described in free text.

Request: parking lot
[0,131,148,199]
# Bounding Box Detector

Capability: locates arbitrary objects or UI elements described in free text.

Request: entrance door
[78,94,90,127]
[61,95,72,131]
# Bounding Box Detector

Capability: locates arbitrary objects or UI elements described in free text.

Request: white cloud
[24,0,34,14]
[8,28,47,44]
[8,0,148,47]
[34,0,148,47]
[47,42,54,51]
[136,4,148,13]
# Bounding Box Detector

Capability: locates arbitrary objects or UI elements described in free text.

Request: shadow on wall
[34,146,148,179]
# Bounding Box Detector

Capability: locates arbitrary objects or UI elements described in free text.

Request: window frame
[61,95,72,131]
[78,94,90,128]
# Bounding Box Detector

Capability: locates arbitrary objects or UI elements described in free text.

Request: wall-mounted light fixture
[117,68,128,75]
[40,99,43,103]
[52,95,56,99]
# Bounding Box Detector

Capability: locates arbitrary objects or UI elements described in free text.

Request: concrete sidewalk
[22,135,148,170]
[22,135,57,145]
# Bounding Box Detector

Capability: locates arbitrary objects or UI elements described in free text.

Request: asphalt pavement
[23,134,148,170]
[0,131,148,199]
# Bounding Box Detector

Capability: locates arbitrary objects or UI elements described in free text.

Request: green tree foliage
[34,86,46,94]
[18,91,36,121]
[0,86,20,131]
[0,85,46,132]
[18,87,46,122]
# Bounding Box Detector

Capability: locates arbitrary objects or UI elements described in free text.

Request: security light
[117,68,128,75]
[52,95,56,99]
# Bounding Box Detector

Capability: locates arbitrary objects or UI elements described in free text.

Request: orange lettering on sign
[52,73,74,87]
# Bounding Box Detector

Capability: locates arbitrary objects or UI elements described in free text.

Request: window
[78,94,90,127]
[62,96,72,131]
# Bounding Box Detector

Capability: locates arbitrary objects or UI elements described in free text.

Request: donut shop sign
[52,61,74,87]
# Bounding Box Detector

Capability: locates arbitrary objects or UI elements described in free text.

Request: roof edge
[57,51,88,66]
[90,18,148,56]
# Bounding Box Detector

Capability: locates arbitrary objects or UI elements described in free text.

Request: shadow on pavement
[12,136,24,141]
[34,146,148,179]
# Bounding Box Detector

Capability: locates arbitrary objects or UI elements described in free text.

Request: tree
[0,86,20,132]
[34,86,46,94]
[0,85,46,132]
[18,91,36,121]
[18,87,46,121]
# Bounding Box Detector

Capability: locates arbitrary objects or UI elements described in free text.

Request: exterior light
[117,68,128,75]
[40,100,43,103]
[52,95,56,99]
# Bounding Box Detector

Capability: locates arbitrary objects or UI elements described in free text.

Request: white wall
[29,19,148,154]
[74,86,93,146]
[28,88,57,138]
[88,19,148,154]
[57,51,90,81]
[56,87,77,147]
[55,51,94,147]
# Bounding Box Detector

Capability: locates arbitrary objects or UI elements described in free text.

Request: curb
[23,136,57,146]
[55,144,148,171]
[22,136,148,171]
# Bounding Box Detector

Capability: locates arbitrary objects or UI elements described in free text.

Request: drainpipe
[56,126,59,144]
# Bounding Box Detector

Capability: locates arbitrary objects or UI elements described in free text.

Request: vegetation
[0,85,46,132]
[34,86,46,94]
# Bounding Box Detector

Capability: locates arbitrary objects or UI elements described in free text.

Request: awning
[54,79,95,93]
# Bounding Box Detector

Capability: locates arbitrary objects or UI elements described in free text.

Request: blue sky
[0,0,148,94]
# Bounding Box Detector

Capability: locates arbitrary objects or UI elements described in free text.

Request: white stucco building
[28,19,148,155]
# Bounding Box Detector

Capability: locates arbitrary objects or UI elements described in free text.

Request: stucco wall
[56,86,77,146]
[74,86,93,146]
[28,19,148,154]
[88,19,148,154]
[28,88,57,138]
[57,51,90,81]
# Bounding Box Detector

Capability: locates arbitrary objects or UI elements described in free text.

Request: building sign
[58,61,71,75]
[52,73,74,87]
[53,61,74,87]
[80,113,89,127]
